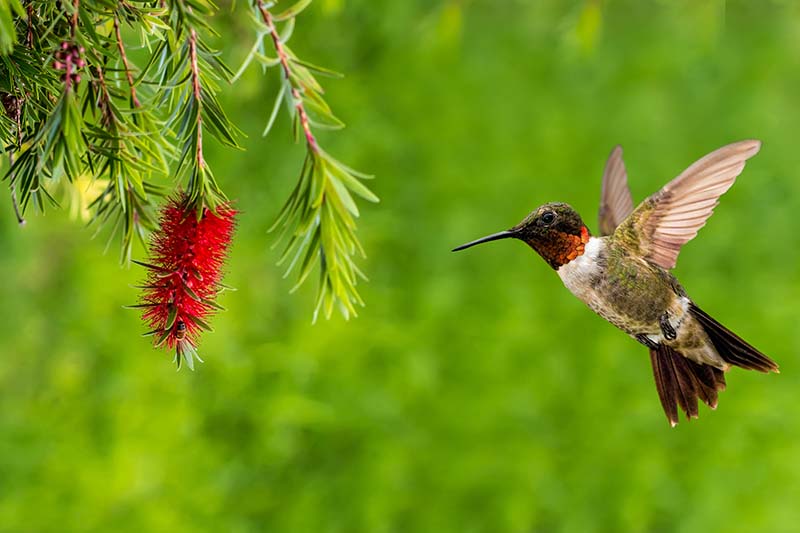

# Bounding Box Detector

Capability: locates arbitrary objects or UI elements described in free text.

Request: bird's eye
[541,211,556,225]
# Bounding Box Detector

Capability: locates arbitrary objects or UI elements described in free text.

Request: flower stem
[114,15,140,108]
[188,28,206,171]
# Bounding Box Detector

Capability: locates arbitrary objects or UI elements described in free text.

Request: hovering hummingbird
[453,140,779,426]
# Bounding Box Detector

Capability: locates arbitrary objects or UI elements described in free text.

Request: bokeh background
[2,1,800,531]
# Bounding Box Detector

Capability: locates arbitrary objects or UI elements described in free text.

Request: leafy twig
[244,0,379,321]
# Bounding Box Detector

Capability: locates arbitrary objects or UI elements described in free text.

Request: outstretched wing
[598,145,634,236]
[618,140,761,270]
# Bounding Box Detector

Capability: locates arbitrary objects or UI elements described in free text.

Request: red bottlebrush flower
[136,193,237,369]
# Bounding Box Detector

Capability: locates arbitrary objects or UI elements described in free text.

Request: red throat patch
[564,225,590,262]
[530,225,591,269]
[525,226,591,270]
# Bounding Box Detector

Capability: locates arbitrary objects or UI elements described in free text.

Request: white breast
[557,236,604,302]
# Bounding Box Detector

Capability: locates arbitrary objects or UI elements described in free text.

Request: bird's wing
[617,140,761,270]
[597,145,634,236]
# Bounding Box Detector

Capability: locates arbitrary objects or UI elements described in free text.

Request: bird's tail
[649,303,778,426]
[689,302,779,373]
[649,344,727,427]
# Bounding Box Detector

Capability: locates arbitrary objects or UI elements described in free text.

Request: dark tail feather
[649,344,727,426]
[689,303,779,373]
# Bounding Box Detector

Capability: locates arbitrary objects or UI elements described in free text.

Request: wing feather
[619,140,761,269]
[598,145,635,236]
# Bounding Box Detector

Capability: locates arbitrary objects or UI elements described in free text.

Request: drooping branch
[242,0,379,321]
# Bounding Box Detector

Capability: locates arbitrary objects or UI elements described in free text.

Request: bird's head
[452,202,591,269]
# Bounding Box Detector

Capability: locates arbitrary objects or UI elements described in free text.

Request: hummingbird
[453,140,779,426]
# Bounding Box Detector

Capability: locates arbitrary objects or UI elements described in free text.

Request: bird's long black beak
[452,230,518,252]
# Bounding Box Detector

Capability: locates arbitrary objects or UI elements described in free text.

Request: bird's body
[558,235,722,368]
[454,140,778,426]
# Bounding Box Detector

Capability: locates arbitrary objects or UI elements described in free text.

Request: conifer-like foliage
[0,0,376,361]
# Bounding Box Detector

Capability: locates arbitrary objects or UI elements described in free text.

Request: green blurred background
[2,1,800,531]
